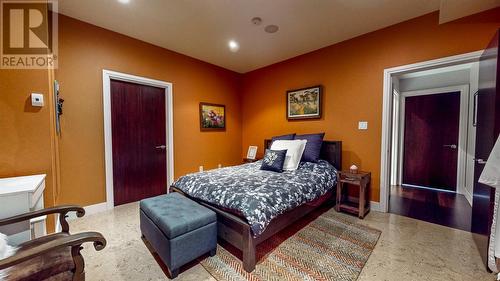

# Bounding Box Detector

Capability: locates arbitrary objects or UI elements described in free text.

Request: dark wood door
[471,30,499,269]
[402,92,460,191]
[111,79,167,206]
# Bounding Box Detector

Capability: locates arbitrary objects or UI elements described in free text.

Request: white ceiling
[58,0,463,73]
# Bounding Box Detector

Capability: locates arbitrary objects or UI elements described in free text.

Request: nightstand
[243,158,260,164]
[335,170,371,219]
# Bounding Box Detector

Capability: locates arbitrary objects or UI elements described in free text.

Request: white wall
[399,69,471,92]
[466,62,479,205]
[390,83,401,186]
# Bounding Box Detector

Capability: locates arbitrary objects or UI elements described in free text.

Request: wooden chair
[0,205,106,281]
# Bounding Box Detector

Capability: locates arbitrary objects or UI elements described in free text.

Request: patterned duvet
[172,160,337,237]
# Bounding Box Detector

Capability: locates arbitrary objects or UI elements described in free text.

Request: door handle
[474,158,487,165]
[443,144,457,149]
[155,145,167,150]
[473,91,478,127]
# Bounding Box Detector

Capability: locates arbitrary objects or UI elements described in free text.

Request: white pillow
[270,140,307,170]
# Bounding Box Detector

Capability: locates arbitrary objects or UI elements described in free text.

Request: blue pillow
[295,133,325,163]
[260,149,287,173]
[271,133,296,141]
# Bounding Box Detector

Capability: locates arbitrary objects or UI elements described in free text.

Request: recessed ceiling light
[118,0,130,4]
[228,40,239,52]
[265,25,279,33]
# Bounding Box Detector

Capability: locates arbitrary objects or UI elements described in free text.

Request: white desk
[0,174,47,245]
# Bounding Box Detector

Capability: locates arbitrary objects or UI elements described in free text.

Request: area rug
[200,209,381,281]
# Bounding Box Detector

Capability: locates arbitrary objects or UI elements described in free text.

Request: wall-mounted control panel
[31,93,44,107]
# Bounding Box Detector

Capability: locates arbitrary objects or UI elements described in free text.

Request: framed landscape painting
[286,85,322,120]
[200,102,226,131]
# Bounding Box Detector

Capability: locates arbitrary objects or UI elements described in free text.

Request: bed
[171,139,342,272]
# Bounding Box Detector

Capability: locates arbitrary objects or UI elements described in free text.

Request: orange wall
[0,1,57,230]
[0,68,57,229]
[241,9,500,202]
[4,8,500,210]
[55,15,242,206]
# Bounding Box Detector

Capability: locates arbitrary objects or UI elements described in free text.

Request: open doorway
[382,53,481,231]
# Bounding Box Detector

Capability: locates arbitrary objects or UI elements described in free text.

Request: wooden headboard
[264,139,342,170]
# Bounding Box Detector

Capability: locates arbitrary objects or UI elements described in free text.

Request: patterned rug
[201,209,381,281]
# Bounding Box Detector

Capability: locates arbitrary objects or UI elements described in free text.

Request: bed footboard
[171,187,333,273]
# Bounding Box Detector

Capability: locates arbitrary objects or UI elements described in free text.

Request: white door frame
[102,70,174,209]
[397,85,469,195]
[390,88,401,185]
[380,50,482,212]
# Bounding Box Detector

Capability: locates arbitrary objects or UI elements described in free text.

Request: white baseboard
[55,202,109,232]
[370,201,382,212]
[53,197,383,232]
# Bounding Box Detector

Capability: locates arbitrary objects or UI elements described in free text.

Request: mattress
[172,160,337,237]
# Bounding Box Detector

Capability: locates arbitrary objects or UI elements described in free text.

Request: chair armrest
[0,205,85,233]
[0,231,106,270]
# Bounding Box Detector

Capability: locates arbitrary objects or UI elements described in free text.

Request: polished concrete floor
[70,202,494,281]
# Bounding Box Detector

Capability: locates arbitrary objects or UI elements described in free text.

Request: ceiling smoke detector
[265,25,279,33]
[251,17,262,25]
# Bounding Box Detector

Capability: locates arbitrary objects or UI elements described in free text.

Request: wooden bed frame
[172,139,342,272]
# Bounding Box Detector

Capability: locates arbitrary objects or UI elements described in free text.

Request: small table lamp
[480,136,500,188]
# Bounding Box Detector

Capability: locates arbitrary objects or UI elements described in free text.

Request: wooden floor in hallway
[389,185,472,231]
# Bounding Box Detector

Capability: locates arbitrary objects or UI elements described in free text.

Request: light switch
[358,121,368,130]
[31,93,44,107]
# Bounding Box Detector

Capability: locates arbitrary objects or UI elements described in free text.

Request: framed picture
[200,102,226,131]
[246,146,258,160]
[286,85,322,120]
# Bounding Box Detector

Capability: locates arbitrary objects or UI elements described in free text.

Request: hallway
[389,185,472,231]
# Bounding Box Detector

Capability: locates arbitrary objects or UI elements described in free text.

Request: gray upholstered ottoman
[140,193,217,278]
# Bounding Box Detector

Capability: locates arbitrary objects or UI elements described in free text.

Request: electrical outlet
[199,166,204,172]
[358,121,368,130]
[218,164,222,168]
